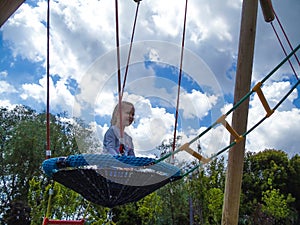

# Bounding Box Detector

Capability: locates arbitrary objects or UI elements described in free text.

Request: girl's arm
[103,128,119,155]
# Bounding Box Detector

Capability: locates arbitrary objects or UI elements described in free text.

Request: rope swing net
[41,0,299,223]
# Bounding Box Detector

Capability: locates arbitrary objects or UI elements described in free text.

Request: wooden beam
[0,0,25,28]
[221,0,258,224]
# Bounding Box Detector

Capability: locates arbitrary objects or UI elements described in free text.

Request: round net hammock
[42,154,182,208]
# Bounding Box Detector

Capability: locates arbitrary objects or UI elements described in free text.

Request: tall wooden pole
[221,1,258,224]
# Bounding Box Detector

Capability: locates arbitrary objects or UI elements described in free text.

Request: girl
[103,101,135,156]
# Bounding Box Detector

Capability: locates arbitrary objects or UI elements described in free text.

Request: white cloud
[246,80,299,155]
[21,82,44,102]
[0,99,14,108]
[1,0,299,159]
[0,81,17,94]
[3,3,47,62]
[247,108,300,155]
[250,81,297,113]
[180,89,218,119]
[0,71,8,77]
[131,106,175,155]
[150,0,184,37]
[20,75,74,113]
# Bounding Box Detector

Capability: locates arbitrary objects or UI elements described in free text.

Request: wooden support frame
[252,82,274,117]
[179,143,210,164]
[217,115,244,143]
[0,0,25,28]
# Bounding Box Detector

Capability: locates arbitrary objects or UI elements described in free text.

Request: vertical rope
[45,183,54,218]
[273,10,300,67]
[44,1,53,222]
[46,0,51,159]
[271,10,299,81]
[115,0,124,152]
[121,0,141,98]
[270,22,299,81]
[172,0,188,156]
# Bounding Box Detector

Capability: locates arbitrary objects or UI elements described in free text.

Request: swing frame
[42,218,85,225]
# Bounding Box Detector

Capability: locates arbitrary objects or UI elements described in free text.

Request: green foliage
[0,105,97,224]
[1,106,43,224]
[3,200,31,225]
[207,188,224,224]
[154,180,189,225]
[261,189,295,220]
[241,150,299,224]
[187,157,226,224]
[1,105,300,224]
[188,170,209,224]
[28,177,46,224]
[287,155,300,214]
[136,193,163,225]
[28,177,108,225]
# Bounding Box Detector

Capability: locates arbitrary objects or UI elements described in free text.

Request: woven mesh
[42,154,182,208]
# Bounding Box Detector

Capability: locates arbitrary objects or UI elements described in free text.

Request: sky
[0,0,299,161]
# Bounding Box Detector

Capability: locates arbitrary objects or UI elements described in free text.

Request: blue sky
[0,0,299,159]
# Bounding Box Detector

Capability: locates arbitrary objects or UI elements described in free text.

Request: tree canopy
[0,105,299,225]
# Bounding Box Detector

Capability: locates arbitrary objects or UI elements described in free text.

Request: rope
[46,0,51,159]
[269,9,299,81]
[82,202,90,221]
[45,182,54,218]
[155,44,300,172]
[259,0,299,81]
[44,1,89,222]
[114,0,124,149]
[121,0,141,98]
[172,0,189,156]
[273,10,300,68]
[115,0,141,152]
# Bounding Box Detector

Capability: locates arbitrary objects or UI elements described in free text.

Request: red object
[43,218,85,225]
[119,144,124,155]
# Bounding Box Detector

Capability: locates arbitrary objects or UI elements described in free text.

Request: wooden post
[221,1,258,224]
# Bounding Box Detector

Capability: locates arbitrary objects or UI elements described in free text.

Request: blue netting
[43,154,180,177]
[42,154,182,207]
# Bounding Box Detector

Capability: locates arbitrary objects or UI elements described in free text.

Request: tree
[241,149,298,224]
[1,106,41,224]
[175,156,226,225]
[207,187,224,224]
[28,177,110,224]
[188,170,208,224]
[0,105,96,224]
[4,201,31,225]
[3,107,299,225]
[261,188,295,223]
[155,180,189,225]
[287,154,300,218]
[136,192,163,225]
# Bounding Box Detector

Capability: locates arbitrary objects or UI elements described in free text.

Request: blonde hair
[110,101,134,126]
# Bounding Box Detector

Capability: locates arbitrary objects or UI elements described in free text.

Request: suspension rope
[46,0,51,159]
[260,0,299,80]
[155,44,300,169]
[273,10,300,68]
[45,182,54,218]
[211,76,300,160]
[270,19,299,81]
[121,0,141,98]
[181,78,300,177]
[172,0,189,156]
[149,1,300,179]
[44,2,87,223]
[114,0,124,153]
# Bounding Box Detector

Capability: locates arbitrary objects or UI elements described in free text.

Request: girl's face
[120,104,135,127]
